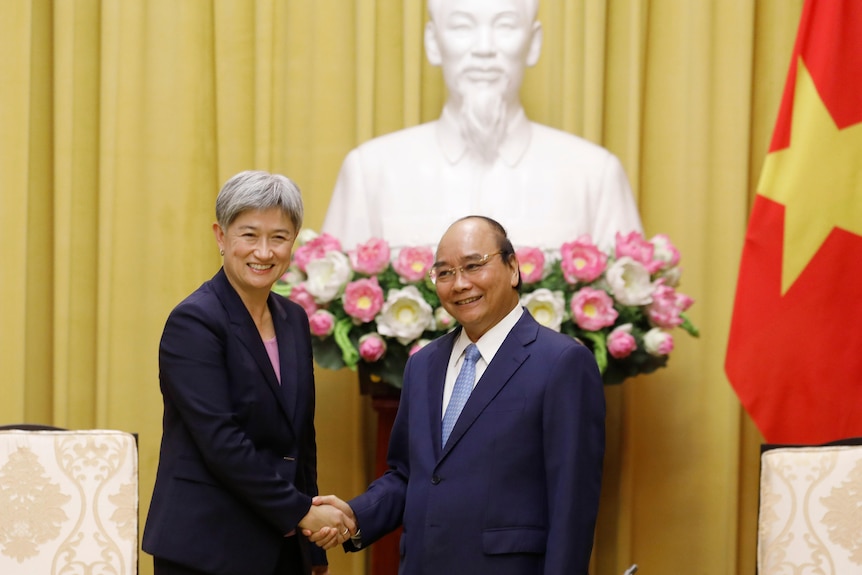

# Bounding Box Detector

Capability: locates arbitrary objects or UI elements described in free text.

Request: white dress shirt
[442,305,525,417]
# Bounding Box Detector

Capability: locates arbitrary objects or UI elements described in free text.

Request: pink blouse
[263,337,280,384]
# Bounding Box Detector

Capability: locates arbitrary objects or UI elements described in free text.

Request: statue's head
[425,0,542,110]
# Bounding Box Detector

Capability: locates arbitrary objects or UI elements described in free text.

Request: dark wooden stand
[359,367,402,575]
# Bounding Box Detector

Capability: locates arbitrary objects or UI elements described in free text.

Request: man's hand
[313,494,356,522]
[298,502,355,550]
[302,495,358,548]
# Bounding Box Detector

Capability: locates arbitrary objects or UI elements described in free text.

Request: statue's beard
[456,89,508,163]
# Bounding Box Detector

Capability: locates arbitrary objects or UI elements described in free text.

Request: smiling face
[425,0,542,109]
[434,217,521,341]
[213,207,296,303]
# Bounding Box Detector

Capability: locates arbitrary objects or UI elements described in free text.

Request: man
[311,216,606,574]
[322,0,642,251]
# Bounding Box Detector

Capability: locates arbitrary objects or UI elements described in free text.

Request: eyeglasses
[429,251,503,285]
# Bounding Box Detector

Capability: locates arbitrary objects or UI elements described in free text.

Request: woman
[143,171,352,575]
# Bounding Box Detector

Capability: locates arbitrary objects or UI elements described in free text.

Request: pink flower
[342,277,385,323]
[570,287,618,331]
[607,324,637,359]
[615,231,661,274]
[644,328,674,356]
[349,238,391,275]
[515,247,545,284]
[358,333,387,362]
[409,339,431,356]
[393,246,435,282]
[288,283,318,317]
[292,233,343,272]
[308,310,335,337]
[650,234,681,271]
[560,236,607,284]
[646,283,694,328]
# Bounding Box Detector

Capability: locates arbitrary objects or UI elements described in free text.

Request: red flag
[726,0,862,444]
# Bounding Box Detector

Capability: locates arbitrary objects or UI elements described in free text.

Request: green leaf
[311,338,347,371]
[333,318,360,368]
[602,350,668,385]
[272,282,292,298]
[579,331,608,374]
[378,346,410,388]
[679,313,700,337]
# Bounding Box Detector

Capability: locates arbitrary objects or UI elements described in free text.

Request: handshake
[297,494,357,550]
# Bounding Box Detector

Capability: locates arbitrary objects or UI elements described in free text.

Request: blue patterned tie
[442,344,481,446]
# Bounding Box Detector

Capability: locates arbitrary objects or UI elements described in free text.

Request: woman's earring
[220,249,224,256]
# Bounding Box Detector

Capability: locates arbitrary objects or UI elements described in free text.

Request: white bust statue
[322,0,643,251]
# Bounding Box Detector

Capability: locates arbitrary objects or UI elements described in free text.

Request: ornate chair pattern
[0,429,138,574]
[758,443,862,574]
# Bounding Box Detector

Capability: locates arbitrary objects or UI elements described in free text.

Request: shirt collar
[436,105,532,167]
[452,304,524,366]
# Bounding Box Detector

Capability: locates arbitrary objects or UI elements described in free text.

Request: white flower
[520,288,566,332]
[280,266,306,285]
[375,286,434,344]
[296,228,319,245]
[305,250,352,303]
[433,307,457,332]
[605,256,655,306]
[644,327,674,356]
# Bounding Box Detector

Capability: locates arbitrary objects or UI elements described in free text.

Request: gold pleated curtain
[0,1,804,574]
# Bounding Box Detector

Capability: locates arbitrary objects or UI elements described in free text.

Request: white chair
[757,439,862,574]
[0,427,138,574]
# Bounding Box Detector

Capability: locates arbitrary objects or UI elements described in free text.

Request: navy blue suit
[347,311,605,574]
[143,269,324,574]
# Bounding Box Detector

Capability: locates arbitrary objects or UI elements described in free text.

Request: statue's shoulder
[353,121,438,155]
[336,121,441,179]
[529,121,616,161]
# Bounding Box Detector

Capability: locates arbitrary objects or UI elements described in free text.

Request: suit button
[431,475,441,485]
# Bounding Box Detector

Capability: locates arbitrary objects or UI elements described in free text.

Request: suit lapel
[425,330,459,460]
[271,295,299,430]
[213,270,297,431]
[440,313,539,458]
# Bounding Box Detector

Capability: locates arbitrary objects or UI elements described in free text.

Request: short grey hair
[427,0,539,21]
[215,170,303,230]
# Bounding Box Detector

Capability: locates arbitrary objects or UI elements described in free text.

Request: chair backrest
[757,439,862,574]
[0,428,138,574]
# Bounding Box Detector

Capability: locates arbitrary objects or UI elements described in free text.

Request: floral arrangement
[273,230,698,387]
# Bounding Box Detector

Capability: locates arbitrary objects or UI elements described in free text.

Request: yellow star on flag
[758,59,862,294]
